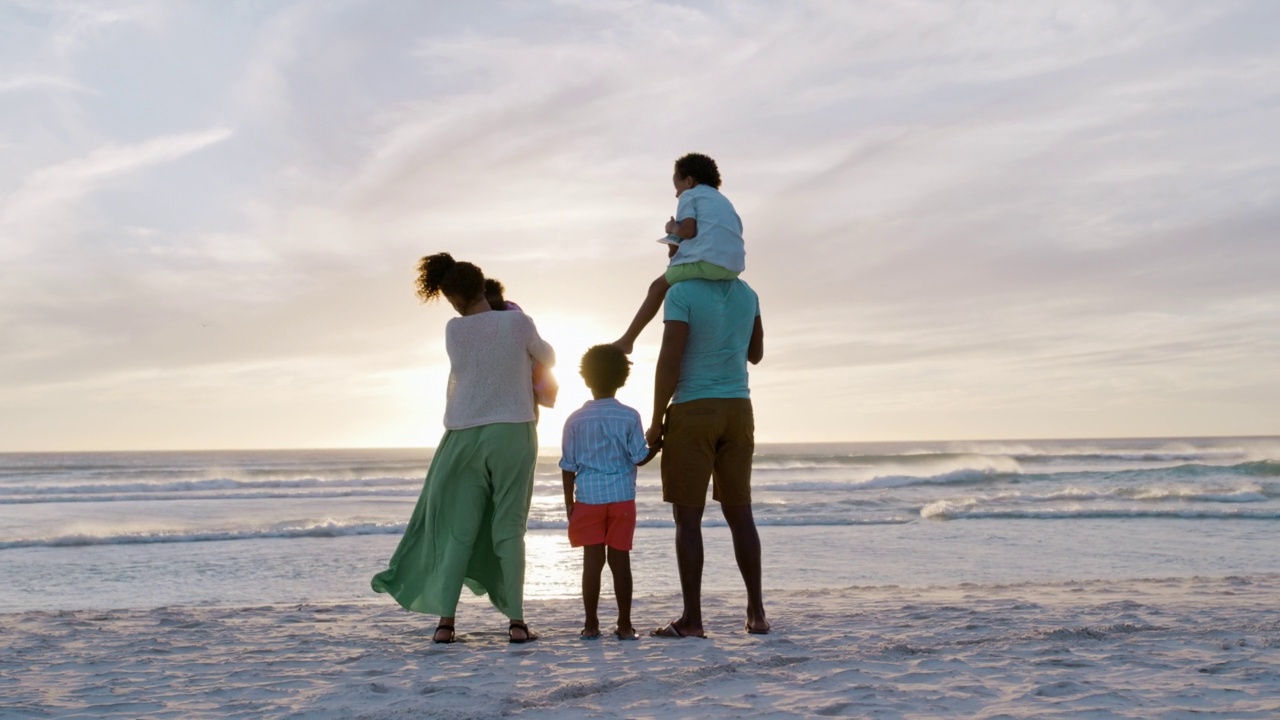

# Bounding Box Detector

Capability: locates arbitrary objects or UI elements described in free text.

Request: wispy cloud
[1,127,233,250]
[0,0,1277,449]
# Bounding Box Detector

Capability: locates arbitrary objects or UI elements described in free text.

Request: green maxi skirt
[371,421,537,618]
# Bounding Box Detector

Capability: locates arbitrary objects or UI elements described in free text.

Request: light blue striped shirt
[559,398,648,504]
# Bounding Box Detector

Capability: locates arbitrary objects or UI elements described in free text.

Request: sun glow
[532,313,656,449]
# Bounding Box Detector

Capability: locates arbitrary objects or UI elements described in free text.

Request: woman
[372,253,554,644]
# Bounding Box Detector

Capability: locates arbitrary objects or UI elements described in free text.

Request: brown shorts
[661,398,754,506]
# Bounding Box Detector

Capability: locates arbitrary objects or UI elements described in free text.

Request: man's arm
[561,470,576,519]
[649,320,689,446]
[748,315,764,365]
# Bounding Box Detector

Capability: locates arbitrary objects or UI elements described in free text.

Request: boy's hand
[637,443,661,467]
[565,500,574,520]
[664,216,677,235]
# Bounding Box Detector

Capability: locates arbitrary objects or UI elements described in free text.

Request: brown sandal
[508,620,539,644]
[433,622,456,644]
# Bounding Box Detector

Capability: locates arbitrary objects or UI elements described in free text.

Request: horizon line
[3,433,1278,455]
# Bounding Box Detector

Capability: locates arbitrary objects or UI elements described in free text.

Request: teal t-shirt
[663,279,760,403]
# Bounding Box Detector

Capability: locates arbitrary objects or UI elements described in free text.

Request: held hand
[646,423,664,447]
[565,501,574,520]
[637,442,662,467]
[665,216,677,235]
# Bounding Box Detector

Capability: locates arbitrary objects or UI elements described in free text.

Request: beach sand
[3,576,1279,718]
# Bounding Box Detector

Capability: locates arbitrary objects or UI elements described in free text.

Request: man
[646,276,767,638]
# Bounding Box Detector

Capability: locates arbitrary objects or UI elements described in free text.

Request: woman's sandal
[432,622,456,644]
[508,620,539,644]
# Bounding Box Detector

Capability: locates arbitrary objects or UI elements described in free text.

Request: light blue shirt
[664,279,760,404]
[669,184,745,273]
[559,398,649,504]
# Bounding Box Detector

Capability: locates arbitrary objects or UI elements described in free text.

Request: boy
[560,344,659,640]
[613,153,745,354]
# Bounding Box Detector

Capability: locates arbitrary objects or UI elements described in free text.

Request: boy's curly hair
[674,153,721,188]
[416,253,485,303]
[579,344,631,394]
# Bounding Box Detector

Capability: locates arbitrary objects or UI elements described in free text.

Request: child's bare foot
[611,339,634,355]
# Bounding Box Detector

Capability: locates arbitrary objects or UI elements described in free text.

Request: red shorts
[568,500,636,551]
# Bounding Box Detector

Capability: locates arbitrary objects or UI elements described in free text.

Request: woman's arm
[523,315,555,366]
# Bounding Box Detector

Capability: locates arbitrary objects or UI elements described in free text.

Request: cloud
[1,127,234,251]
[0,0,1278,449]
[0,75,97,94]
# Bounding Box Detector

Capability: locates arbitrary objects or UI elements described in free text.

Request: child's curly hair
[579,344,631,394]
[416,253,485,303]
[674,153,721,188]
[484,279,506,310]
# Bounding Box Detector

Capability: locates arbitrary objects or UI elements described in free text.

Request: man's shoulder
[668,277,755,300]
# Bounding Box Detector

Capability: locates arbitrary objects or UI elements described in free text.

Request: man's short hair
[580,344,631,393]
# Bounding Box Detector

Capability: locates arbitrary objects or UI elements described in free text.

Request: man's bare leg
[614,275,671,354]
[655,502,707,638]
[722,503,769,633]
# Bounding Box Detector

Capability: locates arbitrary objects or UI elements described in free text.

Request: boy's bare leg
[614,275,671,354]
[606,547,635,637]
[581,545,606,637]
[721,503,769,633]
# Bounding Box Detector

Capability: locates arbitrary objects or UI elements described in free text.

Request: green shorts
[664,261,740,285]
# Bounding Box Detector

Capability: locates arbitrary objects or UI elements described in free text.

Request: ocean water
[1,436,1278,614]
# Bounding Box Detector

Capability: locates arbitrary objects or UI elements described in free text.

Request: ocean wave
[524,516,912,531]
[857,467,1023,489]
[0,488,421,505]
[0,521,408,550]
[0,514,918,550]
[949,485,1274,506]
[0,476,423,496]
[920,501,1280,521]
[764,461,1280,492]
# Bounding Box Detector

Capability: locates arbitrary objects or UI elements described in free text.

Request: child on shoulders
[613,153,745,354]
[560,344,659,640]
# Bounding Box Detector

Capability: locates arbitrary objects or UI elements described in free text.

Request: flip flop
[745,620,771,635]
[613,628,640,641]
[580,629,602,640]
[650,620,706,639]
[508,620,539,644]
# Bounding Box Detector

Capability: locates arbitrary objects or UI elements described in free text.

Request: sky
[2,0,1278,452]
